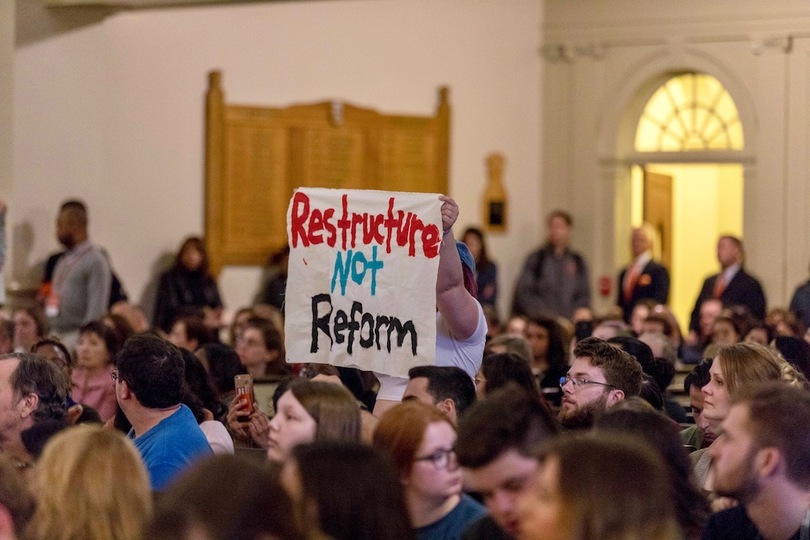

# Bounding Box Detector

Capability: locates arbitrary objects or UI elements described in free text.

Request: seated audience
[263,379,360,462]
[403,365,477,424]
[558,337,643,430]
[195,342,242,405]
[608,335,687,423]
[524,316,568,406]
[680,358,715,450]
[0,352,70,469]
[115,334,212,490]
[70,321,119,422]
[515,434,680,540]
[26,424,152,540]
[743,323,773,346]
[236,316,289,379]
[12,306,48,353]
[456,384,560,539]
[148,454,307,540]
[101,311,135,349]
[595,408,710,539]
[282,441,413,540]
[169,314,212,352]
[0,455,34,538]
[704,383,810,540]
[694,342,803,493]
[373,401,486,540]
[180,348,233,454]
[152,235,223,334]
[483,334,532,362]
[710,315,742,346]
[475,352,543,404]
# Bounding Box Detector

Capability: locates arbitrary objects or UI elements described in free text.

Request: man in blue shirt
[115,334,211,490]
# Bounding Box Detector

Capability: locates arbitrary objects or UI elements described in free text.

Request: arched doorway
[621,72,746,331]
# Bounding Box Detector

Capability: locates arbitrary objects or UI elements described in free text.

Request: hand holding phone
[234,374,255,421]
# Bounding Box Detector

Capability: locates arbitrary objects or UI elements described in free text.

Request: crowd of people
[0,197,809,540]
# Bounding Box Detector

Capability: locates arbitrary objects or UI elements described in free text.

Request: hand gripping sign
[285,188,442,378]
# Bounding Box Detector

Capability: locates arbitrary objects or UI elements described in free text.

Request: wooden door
[643,171,673,269]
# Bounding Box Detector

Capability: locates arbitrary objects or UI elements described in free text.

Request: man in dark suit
[617,224,669,322]
[688,235,766,341]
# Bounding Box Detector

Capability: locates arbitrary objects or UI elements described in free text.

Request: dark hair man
[512,209,591,320]
[0,353,69,467]
[402,365,476,424]
[115,334,212,490]
[558,336,642,430]
[688,235,766,343]
[456,384,560,539]
[704,383,810,540]
[42,199,112,349]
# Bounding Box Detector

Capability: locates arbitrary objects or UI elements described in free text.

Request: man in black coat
[617,224,670,322]
[688,235,766,340]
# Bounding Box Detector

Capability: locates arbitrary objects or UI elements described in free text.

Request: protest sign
[285,188,442,377]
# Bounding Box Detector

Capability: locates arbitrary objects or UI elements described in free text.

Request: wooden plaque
[204,71,450,275]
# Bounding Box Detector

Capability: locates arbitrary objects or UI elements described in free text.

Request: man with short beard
[703,383,810,540]
[558,337,642,430]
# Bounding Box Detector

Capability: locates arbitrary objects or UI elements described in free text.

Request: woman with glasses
[70,321,119,422]
[373,401,486,540]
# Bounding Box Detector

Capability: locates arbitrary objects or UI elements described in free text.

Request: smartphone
[234,374,255,420]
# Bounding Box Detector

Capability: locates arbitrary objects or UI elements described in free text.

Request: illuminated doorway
[628,73,745,332]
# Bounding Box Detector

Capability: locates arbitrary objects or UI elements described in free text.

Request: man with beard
[42,200,111,349]
[703,383,810,540]
[558,336,642,430]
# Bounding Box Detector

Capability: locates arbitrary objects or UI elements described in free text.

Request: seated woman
[236,316,289,379]
[70,321,119,422]
[148,454,307,540]
[373,401,486,540]
[475,352,543,403]
[13,306,48,353]
[525,316,569,407]
[282,441,413,540]
[695,342,806,499]
[265,379,361,462]
[595,408,710,539]
[26,424,152,540]
[515,434,680,540]
[152,236,223,334]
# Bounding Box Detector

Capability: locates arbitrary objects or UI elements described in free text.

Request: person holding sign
[372,196,487,417]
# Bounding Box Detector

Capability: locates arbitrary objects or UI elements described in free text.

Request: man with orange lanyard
[43,200,111,350]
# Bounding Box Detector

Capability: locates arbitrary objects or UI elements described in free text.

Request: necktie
[713,274,727,299]
[624,265,641,303]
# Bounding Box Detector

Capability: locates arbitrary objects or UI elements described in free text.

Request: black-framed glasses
[559,376,617,390]
[414,447,456,470]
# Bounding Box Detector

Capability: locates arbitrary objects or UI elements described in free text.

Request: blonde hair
[26,425,152,540]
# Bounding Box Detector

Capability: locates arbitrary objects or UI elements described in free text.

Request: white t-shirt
[376,303,487,402]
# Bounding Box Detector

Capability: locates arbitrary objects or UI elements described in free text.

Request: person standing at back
[688,235,766,345]
[512,210,591,321]
[42,200,111,350]
[616,224,669,323]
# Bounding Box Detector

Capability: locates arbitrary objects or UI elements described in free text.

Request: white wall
[13,0,543,319]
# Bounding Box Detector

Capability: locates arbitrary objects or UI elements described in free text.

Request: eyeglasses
[414,447,456,470]
[559,376,617,390]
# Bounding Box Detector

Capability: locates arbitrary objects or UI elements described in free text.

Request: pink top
[71,364,117,422]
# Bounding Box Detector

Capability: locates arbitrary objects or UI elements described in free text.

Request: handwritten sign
[285,188,442,377]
